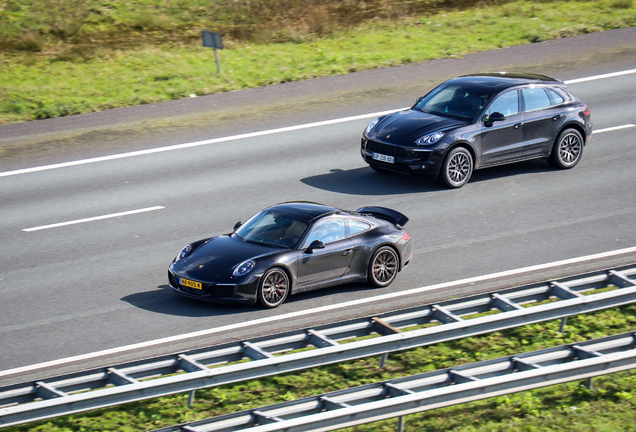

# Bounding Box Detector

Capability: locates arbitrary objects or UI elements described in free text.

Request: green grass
[1,0,635,124]
[6,302,636,432]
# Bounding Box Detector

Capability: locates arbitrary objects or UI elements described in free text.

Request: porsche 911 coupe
[168,202,413,308]
[361,72,593,188]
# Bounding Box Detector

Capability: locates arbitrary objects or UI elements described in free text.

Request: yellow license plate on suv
[180,277,202,290]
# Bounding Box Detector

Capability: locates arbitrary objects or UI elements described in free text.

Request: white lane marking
[0,109,401,179]
[22,206,165,232]
[594,124,635,133]
[564,68,636,84]
[2,245,636,377]
[0,68,635,179]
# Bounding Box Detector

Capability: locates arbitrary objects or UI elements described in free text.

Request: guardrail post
[187,390,196,408]
[586,377,593,391]
[380,353,389,368]
[559,316,568,332]
[397,415,405,432]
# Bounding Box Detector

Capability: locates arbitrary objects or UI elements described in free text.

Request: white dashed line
[22,206,165,232]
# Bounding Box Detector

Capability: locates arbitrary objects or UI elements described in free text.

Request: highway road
[1,28,636,385]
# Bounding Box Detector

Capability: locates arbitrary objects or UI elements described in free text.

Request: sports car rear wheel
[368,246,398,288]
[257,267,289,308]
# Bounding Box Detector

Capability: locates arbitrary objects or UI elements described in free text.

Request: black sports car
[361,72,593,188]
[168,202,413,308]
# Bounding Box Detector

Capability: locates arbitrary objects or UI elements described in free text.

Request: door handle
[342,249,353,256]
[552,114,564,121]
[513,123,523,129]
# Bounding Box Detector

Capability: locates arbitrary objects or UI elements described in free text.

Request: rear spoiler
[355,206,409,227]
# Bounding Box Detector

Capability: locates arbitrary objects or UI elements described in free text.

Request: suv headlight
[233,260,255,277]
[365,118,380,135]
[415,131,444,145]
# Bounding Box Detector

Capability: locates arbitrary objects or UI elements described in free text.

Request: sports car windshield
[414,82,497,121]
[234,210,308,248]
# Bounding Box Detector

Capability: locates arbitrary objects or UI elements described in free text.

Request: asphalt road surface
[1,28,636,385]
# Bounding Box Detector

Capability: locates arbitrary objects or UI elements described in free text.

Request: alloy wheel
[447,152,471,185]
[261,270,288,307]
[372,249,398,285]
[559,133,582,165]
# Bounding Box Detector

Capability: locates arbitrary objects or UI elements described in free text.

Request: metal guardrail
[1,264,635,427]
[152,331,636,432]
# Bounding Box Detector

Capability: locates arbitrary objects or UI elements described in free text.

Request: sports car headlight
[365,118,380,135]
[175,244,192,262]
[233,260,255,277]
[415,131,445,145]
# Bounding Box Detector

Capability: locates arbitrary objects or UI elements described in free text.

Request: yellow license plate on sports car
[180,278,202,290]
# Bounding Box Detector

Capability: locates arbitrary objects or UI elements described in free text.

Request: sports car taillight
[581,106,590,116]
[402,232,410,240]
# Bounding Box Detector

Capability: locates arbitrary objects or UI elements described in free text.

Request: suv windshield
[235,210,308,248]
[414,83,497,121]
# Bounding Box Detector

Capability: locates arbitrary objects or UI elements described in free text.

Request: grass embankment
[1,0,635,124]
[6,293,636,432]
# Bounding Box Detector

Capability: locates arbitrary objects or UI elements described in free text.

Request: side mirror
[305,239,325,253]
[233,221,242,230]
[484,111,505,127]
[415,96,424,105]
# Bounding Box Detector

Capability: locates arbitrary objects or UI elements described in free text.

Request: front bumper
[168,269,258,305]
[360,137,443,178]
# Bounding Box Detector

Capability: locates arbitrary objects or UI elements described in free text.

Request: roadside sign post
[202,30,223,73]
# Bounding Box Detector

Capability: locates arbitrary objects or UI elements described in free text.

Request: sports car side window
[348,220,371,236]
[487,90,519,117]
[303,218,346,247]
[522,87,551,112]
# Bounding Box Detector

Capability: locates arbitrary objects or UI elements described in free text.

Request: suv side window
[546,88,565,106]
[487,90,520,117]
[522,87,551,112]
[303,218,346,247]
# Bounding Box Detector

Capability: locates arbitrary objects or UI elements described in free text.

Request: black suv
[361,73,592,188]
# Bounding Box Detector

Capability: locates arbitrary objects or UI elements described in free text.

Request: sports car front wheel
[368,246,398,288]
[257,267,289,308]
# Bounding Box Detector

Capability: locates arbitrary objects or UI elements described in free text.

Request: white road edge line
[564,68,636,84]
[0,109,401,179]
[1,68,635,179]
[594,124,635,134]
[2,245,636,378]
[22,206,165,232]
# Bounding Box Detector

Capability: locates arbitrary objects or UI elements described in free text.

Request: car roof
[449,72,562,93]
[265,202,341,223]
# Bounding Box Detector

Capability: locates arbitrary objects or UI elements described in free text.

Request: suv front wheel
[440,147,473,188]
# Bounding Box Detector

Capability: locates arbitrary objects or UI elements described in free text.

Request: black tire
[440,146,473,188]
[549,128,584,169]
[367,246,399,288]
[257,267,289,308]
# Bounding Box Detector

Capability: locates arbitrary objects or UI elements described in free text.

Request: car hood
[172,235,282,281]
[368,110,467,144]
